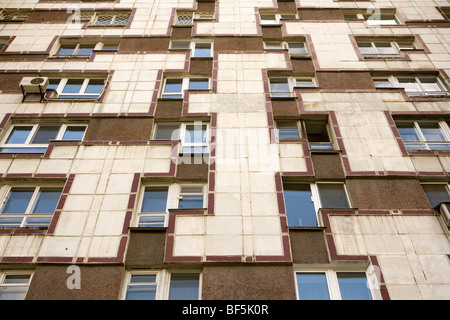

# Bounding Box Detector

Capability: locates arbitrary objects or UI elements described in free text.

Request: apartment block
[0,0,449,301]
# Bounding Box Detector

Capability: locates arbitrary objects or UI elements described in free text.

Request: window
[295,77,316,88]
[175,11,214,25]
[136,184,206,228]
[283,183,350,227]
[0,38,7,51]
[0,186,62,228]
[358,42,398,58]
[0,10,30,22]
[123,271,200,300]
[344,10,401,26]
[91,12,130,27]
[276,121,300,139]
[137,186,169,228]
[57,44,96,57]
[170,40,213,58]
[153,122,209,155]
[47,78,106,99]
[260,12,297,25]
[178,186,205,209]
[264,41,308,56]
[373,76,449,97]
[296,270,374,300]
[395,120,450,151]
[0,124,86,154]
[161,78,210,99]
[269,78,292,97]
[0,272,32,300]
[422,184,450,208]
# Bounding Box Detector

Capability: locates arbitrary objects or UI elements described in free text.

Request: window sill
[190,56,213,61]
[287,226,326,231]
[129,227,168,232]
[270,96,297,100]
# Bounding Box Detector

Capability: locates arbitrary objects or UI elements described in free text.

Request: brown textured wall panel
[83,117,154,141]
[261,26,283,39]
[311,154,345,179]
[289,229,330,264]
[297,8,345,21]
[202,265,297,300]
[316,72,375,90]
[346,179,431,210]
[154,99,183,119]
[26,10,72,23]
[171,27,193,39]
[290,59,315,74]
[190,59,213,75]
[0,73,40,91]
[271,99,300,117]
[197,1,216,12]
[214,37,264,51]
[26,265,124,300]
[118,37,170,52]
[176,159,209,180]
[125,230,167,267]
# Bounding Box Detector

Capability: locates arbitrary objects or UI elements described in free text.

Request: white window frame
[48,78,106,100]
[260,12,298,25]
[294,77,317,88]
[90,12,130,27]
[153,122,181,141]
[276,120,301,140]
[161,78,211,99]
[357,41,400,58]
[122,270,202,300]
[135,183,206,228]
[0,124,87,154]
[283,182,350,227]
[0,185,63,228]
[175,11,215,26]
[264,41,309,57]
[170,40,213,58]
[179,122,210,155]
[56,43,101,57]
[294,267,381,300]
[0,271,33,300]
[374,76,449,97]
[395,120,450,151]
[269,77,294,97]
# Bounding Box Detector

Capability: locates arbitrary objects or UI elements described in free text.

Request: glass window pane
[337,272,372,300]
[396,123,420,142]
[62,126,86,141]
[85,79,105,94]
[3,275,30,284]
[260,14,277,24]
[75,44,95,56]
[130,275,156,283]
[296,273,330,300]
[194,43,211,57]
[171,41,191,50]
[0,286,29,300]
[189,79,209,90]
[317,184,350,209]
[270,79,290,93]
[185,125,207,144]
[47,79,61,91]
[138,215,166,228]
[288,43,307,55]
[125,285,157,300]
[419,78,444,92]
[277,122,300,139]
[375,43,396,55]
[155,125,179,140]
[141,187,168,213]
[1,188,34,214]
[422,184,450,208]
[169,273,199,300]
[0,217,23,227]
[31,126,60,144]
[62,79,84,94]
[113,15,129,26]
[398,78,420,92]
[32,188,62,214]
[58,45,76,55]
[419,123,447,142]
[5,127,32,144]
[373,79,393,88]
[358,43,375,55]
[24,217,52,227]
[179,194,203,209]
[163,79,183,98]
[283,184,317,227]
[295,78,315,88]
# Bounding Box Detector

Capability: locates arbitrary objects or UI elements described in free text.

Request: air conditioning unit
[439,202,450,228]
[19,77,49,94]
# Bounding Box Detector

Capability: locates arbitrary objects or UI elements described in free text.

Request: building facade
[0,0,449,300]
